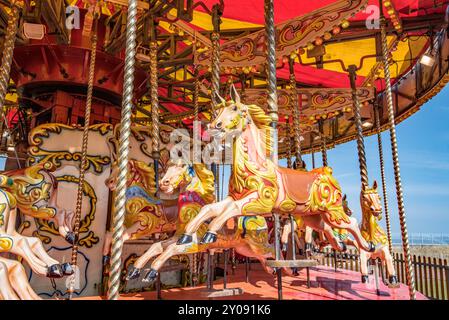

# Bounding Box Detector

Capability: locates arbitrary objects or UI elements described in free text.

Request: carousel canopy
[1,0,448,157]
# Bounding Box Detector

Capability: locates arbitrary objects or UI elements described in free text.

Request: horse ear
[373,180,378,190]
[215,91,226,105]
[230,83,241,104]
[342,194,347,201]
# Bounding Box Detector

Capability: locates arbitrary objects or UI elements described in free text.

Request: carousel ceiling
[1,0,449,157]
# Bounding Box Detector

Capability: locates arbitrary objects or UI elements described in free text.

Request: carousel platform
[83,264,427,300]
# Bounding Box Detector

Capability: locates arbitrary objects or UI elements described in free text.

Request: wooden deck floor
[83,264,427,300]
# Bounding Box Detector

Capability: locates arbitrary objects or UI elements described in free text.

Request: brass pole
[375,104,393,254]
[380,13,416,300]
[289,58,303,167]
[0,1,23,121]
[150,39,160,188]
[318,121,328,167]
[108,0,138,300]
[68,12,99,299]
[285,116,292,169]
[348,65,369,187]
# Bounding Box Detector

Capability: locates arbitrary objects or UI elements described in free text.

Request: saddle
[278,167,319,204]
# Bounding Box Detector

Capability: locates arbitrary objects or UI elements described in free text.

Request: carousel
[0,0,447,301]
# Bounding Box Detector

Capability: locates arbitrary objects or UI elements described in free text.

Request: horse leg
[304,226,314,256]
[103,224,138,265]
[360,251,369,283]
[324,215,374,253]
[202,197,248,244]
[1,257,41,300]
[302,216,345,251]
[143,240,197,283]
[127,237,178,280]
[3,234,51,276]
[17,235,59,267]
[382,247,399,288]
[0,260,20,300]
[178,197,234,244]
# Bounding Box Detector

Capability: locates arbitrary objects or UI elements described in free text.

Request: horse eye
[233,105,237,111]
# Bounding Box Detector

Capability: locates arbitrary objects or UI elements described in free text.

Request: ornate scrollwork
[27,123,112,173]
[195,0,367,67]
[32,175,99,248]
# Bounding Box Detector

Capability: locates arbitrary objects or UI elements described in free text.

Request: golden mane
[244,103,274,156]
[190,163,215,203]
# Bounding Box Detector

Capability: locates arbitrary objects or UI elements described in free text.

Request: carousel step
[266,259,319,268]
[199,287,244,298]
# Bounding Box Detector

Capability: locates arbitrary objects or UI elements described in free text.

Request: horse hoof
[143,269,158,283]
[102,255,111,266]
[65,232,78,245]
[61,263,74,276]
[368,242,376,253]
[200,232,217,244]
[388,275,400,288]
[177,234,193,245]
[361,275,369,283]
[127,266,141,280]
[305,243,312,252]
[339,242,347,252]
[292,268,299,276]
[47,264,64,278]
[281,243,288,252]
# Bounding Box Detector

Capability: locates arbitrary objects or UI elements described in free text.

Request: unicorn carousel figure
[177,86,376,257]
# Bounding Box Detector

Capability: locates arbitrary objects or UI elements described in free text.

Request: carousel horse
[0,163,75,284]
[302,186,399,287]
[102,159,178,262]
[127,161,278,282]
[177,87,375,255]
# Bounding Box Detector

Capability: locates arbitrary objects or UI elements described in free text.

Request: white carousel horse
[0,163,76,299]
[177,86,375,256]
[127,161,282,282]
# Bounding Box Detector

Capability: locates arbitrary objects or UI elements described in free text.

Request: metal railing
[321,248,449,300]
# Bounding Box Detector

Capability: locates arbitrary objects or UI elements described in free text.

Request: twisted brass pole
[0,1,23,121]
[265,0,278,162]
[380,14,416,300]
[289,59,302,166]
[68,14,98,299]
[108,0,137,300]
[348,65,369,187]
[150,40,160,187]
[265,0,282,300]
[285,116,292,168]
[318,122,328,167]
[375,104,393,254]
[210,32,220,110]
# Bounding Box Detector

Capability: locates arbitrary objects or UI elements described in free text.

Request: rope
[349,66,369,188]
[107,0,138,300]
[68,12,98,299]
[380,14,416,300]
[375,105,393,254]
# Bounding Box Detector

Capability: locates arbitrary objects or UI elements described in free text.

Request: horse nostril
[216,121,222,129]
